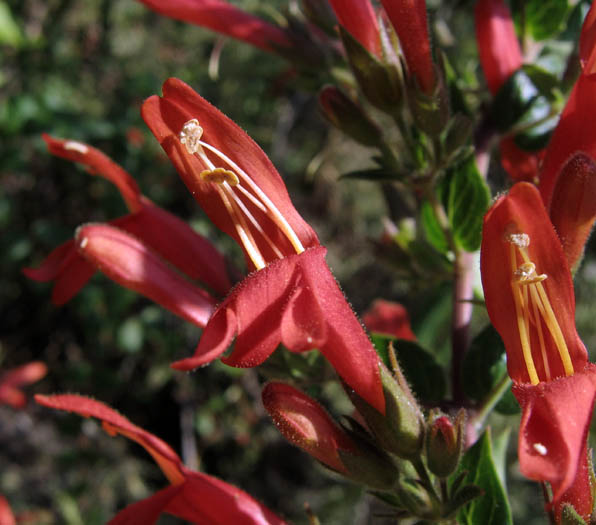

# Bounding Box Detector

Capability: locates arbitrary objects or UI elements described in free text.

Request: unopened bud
[319,86,382,146]
[339,26,402,111]
[346,362,424,459]
[425,409,465,478]
[262,381,356,473]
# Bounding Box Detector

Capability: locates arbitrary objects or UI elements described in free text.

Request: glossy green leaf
[446,157,490,252]
[339,167,400,182]
[420,200,449,254]
[371,335,446,403]
[463,325,519,415]
[454,430,513,525]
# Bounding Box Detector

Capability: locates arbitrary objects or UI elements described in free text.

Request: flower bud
[319,86,382,146]
[407,59,449,136]
[346,362,424,459]
[262,381,357,473]
[425,409,465,478]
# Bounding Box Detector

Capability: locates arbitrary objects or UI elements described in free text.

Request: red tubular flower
[474,0,541,182]
[136,0,293,54]
[262,382,356,472]
[540,2,596,206]
[35,394,286,525]
[380,0,435,93]
[474,0,522,95]
[362,299,416,341]
[142,78,384,413]
[328,0,381,58]
[75,223,215,328]
[0,362,47,409]
[481,182,596,518]
[24,135,231,305]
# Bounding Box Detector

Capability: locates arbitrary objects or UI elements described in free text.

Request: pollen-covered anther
[514,262,547,284]
[179,118,204,154]
[505,232,530,248]
[200,168,239,186]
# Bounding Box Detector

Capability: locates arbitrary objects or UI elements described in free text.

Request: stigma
[178,119,305,270]
[505,229,574,385]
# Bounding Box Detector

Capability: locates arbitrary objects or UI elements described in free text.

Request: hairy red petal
[499,137,540,182]
[76,223,215,327]
[136,0,292,53]
[512,364,596,504]
[580,1,596,76]
[0,495,16,525]
[174,247,384,413]
[109,484,183,525]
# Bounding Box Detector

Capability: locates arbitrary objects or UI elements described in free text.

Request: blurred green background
[2,0,595,523]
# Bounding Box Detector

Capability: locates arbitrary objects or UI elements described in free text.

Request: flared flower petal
[474,0,522,95]
[380,0,435,93]
[362,299,416,341]
[43,134,142,212]
[75,223,215,328]
[328,0,381,58]
[172,247,385,413]
[549,153,596,271]
[136,0,293,54]
[480,182,586,384]
[0,362,47,409]
[36,394,286,525]
[512,364,596,510]
[262,381,357,472]
[141,78,319,271]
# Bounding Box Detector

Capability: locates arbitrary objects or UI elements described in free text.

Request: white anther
[179,119,204,154]
[506,233,530,248]
[64,141,89,154]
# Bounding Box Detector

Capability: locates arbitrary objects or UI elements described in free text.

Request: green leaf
[454,430,513,525]
[491,68,539,132]
[560,504,588,525]
[0,1,23,47]
[522,0,570,41]
[463,325,519,415]
[371,335,446,403]
[420,200,449,254]
[446,156,490,252]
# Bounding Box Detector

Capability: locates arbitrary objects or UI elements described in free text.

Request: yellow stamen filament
[506,232,575,384]
[179,119,305,270]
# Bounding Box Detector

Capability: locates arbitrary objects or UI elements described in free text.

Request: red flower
[75,223,215,327]
[474,0,541,182]
[362,299,416,341]
[35,394,287,525]
[142,78,384,413]
[23,135,230,314]
[380,0,435,93]
[540,1,596,206]
[0,362,47,409]
[328,0,381,57]
[136,0,293,54]
[475,0,522,95]
[481,182,596,518]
